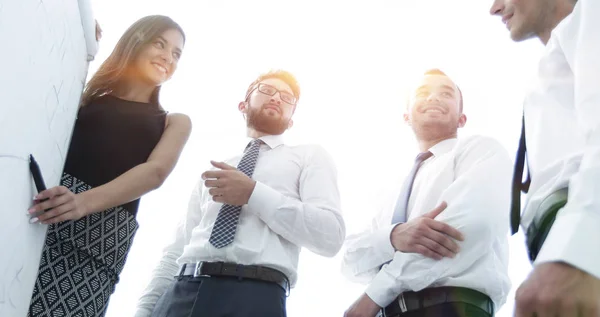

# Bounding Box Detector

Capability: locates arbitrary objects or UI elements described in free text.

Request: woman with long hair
[27,15,191,317]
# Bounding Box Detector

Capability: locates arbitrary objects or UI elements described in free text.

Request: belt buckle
[193,262,208,278]
[284,278,291,297]
[398,293,407,313]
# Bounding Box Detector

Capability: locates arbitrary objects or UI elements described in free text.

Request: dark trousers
[151,276,287,317]
[384,301,492,317]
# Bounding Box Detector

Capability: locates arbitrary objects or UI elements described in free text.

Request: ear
[403,112,412,126]
[458,113,467,128]
[287,119,294,130]
[238,101,248,114]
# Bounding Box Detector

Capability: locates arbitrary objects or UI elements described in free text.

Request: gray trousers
[151,276,287,317]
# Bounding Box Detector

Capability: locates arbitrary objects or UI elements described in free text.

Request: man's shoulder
[286,143,329,152]
[456,134,507,155]
[284,143,337,165]
[280,142,330,155]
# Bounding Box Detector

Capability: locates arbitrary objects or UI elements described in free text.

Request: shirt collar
[246,134,285,150]
[427,138,457,157]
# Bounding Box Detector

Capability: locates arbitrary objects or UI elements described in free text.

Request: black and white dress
[28,95,167,317]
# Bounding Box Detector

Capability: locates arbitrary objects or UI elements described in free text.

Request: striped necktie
[209,139,262,248]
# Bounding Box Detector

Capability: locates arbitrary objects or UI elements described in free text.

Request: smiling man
[134,69,346,317]
[488,0,600,316]
[342,69,512,317]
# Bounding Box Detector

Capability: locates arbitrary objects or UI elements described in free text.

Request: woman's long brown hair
[80,15,185,107]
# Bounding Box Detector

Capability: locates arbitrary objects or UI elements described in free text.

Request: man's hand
[390,201,464,260]
[344,293,381,317]
[28,186,89,224]
[515,262,600,317]
[202,161,256,206]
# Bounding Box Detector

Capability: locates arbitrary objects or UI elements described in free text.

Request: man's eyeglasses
[246,83,297,105]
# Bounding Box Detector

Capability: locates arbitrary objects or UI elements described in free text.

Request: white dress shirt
[341,136,512,310]
[134,134,345,316]
[521,0,600,279]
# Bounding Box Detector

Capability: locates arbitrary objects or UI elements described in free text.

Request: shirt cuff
[247,181,281,220]
[364,267,402,308]
[372,224,397,261]
[534,210,600,279]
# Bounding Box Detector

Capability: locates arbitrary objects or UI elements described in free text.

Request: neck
[538,1,576,44]
[246,128,271,139]
[113,78,156,103]
[417,134,456,152]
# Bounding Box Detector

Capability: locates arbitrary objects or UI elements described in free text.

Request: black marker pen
[29,154,47,193]
[29,154,49,217]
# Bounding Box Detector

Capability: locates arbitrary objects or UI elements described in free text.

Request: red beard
[246,104,289,135]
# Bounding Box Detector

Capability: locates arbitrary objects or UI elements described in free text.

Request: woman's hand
[28,186,89,224]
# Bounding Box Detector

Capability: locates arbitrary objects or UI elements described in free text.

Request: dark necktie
[511,115,531,234]
[391,151,433,224]
[209,139,262,248]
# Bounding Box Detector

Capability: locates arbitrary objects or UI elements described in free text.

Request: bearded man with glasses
[134,69,346,317]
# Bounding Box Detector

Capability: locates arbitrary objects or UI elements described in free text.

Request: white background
[86,1,547,316]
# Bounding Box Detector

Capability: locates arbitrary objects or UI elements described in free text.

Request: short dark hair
[245,69,300,102]
[423,68,463,112]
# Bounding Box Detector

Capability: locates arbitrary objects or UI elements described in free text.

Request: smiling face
[404,73,466,140]
[132,28,184,86]
[79,15,187,106]
[489,0,562,42]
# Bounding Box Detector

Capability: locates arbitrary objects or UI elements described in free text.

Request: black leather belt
[525,187,568,261]
[177,261,290,296]
[382,287,494,317]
